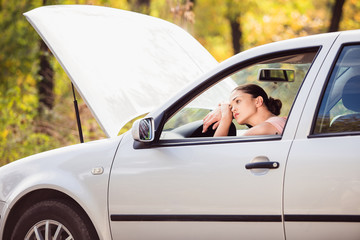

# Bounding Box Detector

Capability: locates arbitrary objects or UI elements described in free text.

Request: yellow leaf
[1,129,9,139]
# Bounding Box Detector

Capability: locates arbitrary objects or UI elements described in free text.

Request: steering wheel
[171,120,237,138]
[189,122,236,138]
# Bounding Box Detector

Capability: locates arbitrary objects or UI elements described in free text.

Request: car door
[109,134,288,240]
[284,31,360,240]
[108,43,333,239]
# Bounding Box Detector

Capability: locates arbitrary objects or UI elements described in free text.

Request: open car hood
[24,5,218,137]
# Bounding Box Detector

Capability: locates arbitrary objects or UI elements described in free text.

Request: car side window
[160,50,318,140]
[313,45,360,134]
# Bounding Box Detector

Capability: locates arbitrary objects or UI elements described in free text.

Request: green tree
[0,0,40,165]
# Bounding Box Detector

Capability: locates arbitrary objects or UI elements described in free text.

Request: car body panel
[0,136,122,239]
[109,133,288,239]
[283,30,360,240]
[24,5,218,138]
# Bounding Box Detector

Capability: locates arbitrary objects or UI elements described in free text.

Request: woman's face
[229,90,257,125]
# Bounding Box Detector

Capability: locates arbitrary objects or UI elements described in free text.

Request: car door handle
[245,161,280,169]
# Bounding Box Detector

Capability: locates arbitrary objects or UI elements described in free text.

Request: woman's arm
[202,106,221,133]
[214,103,233,137]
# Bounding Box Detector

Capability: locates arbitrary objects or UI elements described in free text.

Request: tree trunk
[37,0,55,114]
[38,39,54,112]
[225,0,243,55]
[128,0,151,14]
[329,0,346,32]
[229,15,242,54]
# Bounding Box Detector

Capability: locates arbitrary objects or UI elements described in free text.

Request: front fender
[0,135,123,240]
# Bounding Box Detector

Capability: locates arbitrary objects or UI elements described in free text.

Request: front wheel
[11,199,97,240]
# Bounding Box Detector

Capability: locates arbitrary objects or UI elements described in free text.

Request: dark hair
[233,84,282,116]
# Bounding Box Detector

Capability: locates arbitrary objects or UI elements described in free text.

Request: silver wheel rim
[25,219,74,240]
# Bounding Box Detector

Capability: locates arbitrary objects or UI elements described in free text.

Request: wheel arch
[3,188,99,239]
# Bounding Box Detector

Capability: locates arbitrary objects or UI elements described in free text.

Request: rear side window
[313,45,360,134]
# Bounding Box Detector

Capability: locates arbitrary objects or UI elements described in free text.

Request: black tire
[11,199,96,240]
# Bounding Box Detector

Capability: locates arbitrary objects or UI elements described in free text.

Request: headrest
[338,47,360,67]
[342,76,360,112]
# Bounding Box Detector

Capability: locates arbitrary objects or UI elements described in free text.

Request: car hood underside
[24,5,218,137]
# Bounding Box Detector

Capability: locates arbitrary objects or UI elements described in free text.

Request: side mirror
[132,117,155,142]
[258,68,295,82]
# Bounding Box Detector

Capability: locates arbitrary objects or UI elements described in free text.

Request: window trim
[308,131,360,138]
[134,135,281,149]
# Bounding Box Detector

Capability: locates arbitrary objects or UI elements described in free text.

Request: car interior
[330,76,360,131]
[315,45,360,134]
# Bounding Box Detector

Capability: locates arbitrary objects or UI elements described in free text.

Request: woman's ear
[255,96,264,107]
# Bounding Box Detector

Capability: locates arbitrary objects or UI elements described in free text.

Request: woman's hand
[213,103,234,137]
[202,106,221,133]
[203,103,233,133]
[219,103,233,121]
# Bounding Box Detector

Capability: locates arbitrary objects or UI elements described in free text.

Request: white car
[1,5,360,240]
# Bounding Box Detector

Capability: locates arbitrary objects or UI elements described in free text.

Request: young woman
[202,84,286,136]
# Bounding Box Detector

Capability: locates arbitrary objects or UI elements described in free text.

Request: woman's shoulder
[244,116,287,136]
[265,116,287,124]
[264,116,287,134]
[244,122,276,136]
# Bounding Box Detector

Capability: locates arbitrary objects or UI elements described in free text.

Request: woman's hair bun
[267,97,282,116]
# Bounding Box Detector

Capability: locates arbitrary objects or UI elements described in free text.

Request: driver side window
[160,51,318,140]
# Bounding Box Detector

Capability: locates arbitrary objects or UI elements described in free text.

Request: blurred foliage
[1,0,360,166]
